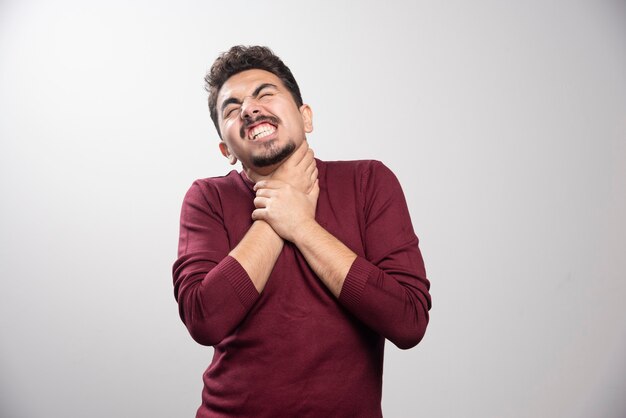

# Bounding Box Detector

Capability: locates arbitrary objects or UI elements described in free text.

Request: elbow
[175,280,230,346]
[392,328,426,350]
[177,295,227,346]
[186,321,225,347]
[180,306,230,346]
[389,314,429,350]
[391,286,431,349]
[179,305,229,346]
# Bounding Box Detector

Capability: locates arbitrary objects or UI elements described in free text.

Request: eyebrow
[220,83,278,113]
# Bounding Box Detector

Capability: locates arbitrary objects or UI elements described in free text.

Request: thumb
[308,179,320,200]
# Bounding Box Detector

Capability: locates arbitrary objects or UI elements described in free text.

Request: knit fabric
[173,159,431,417]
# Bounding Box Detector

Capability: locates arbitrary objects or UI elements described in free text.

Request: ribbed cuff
[339,256,374,309]
[220,256,259,309]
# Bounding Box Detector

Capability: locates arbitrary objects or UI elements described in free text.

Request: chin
[251,141,296,168]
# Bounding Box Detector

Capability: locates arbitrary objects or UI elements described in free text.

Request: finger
[254,188,276,198]
[299,148,314,167]
[251,208,267,221]
[304,160,317,178]
[309,179,320,199]
[303,167,318,193]
[292,141,310,166]
[253,196,269,208]
[302,157,317,181]
[254,179,283,191]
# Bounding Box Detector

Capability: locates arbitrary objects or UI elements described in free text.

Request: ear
[219,142,238,165]
[299,104,313,133]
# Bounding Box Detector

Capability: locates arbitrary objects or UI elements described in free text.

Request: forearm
[251,160,432,349]
[174,221,282,345]
[174,178,291,346]
[339,255,431,349]
[229,220,284,292]
[292,220,357,297]
[293,220,430,349]
[174,255,258,346]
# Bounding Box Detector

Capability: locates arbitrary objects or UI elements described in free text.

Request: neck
[243,140,307,182]
[242,164,281,183]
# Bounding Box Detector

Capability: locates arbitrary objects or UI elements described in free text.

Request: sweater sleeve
[172,180,259,346]
[338,162,431,349]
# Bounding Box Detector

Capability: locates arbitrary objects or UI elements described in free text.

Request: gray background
[1,0,625,417]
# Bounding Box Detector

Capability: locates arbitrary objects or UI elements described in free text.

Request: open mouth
[248,122,277,140]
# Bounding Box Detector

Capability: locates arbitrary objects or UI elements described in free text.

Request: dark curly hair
[205,45,304,137]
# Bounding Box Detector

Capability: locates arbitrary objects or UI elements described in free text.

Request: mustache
[240,115,281,139]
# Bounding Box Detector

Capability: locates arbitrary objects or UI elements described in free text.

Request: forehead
[217,69,285,104]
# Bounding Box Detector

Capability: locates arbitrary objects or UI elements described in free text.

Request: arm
[229,220,283,293]
[173,143,318,346]
[173,181,262,346]
[253,161,431,349]
[288,220,356,298]
[338,162,431,349]
[234,141,318,291]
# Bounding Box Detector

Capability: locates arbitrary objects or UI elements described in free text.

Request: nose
[241,96,262,120]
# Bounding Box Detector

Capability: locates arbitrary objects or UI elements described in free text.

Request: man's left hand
[252,179,319,242]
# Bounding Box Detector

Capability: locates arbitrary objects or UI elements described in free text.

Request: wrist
[252,220,284,244]
[291,218,319,246]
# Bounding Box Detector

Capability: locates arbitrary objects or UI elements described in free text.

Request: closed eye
[224,106,240,118]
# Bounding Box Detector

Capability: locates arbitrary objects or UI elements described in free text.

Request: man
[173,45,431,417]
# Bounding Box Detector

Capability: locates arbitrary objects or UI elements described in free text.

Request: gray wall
[1,0,624,417]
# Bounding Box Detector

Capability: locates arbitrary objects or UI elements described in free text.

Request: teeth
[250,123,276,140]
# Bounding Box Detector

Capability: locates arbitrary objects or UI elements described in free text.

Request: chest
[220,183,366,258]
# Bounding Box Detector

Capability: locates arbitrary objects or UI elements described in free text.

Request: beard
[251,139,296,168]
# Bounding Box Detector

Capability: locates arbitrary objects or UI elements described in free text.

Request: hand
[266,141,318,194]
[252,178,320,242]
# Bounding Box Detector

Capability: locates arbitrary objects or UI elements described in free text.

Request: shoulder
[192,170,242,190]
[182,170,247,207]
[320,159,398,189]
[320,159,387,173]
[190,170,251,193]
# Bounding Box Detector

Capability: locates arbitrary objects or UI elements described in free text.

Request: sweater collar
[237,158,325,192]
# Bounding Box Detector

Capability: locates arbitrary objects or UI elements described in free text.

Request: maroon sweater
[173,159,431,417]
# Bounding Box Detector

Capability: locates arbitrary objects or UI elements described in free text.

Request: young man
[173,45,431,417]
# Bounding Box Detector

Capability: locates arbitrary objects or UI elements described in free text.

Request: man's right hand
[231,141,318,292]
[267,141,318,194]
